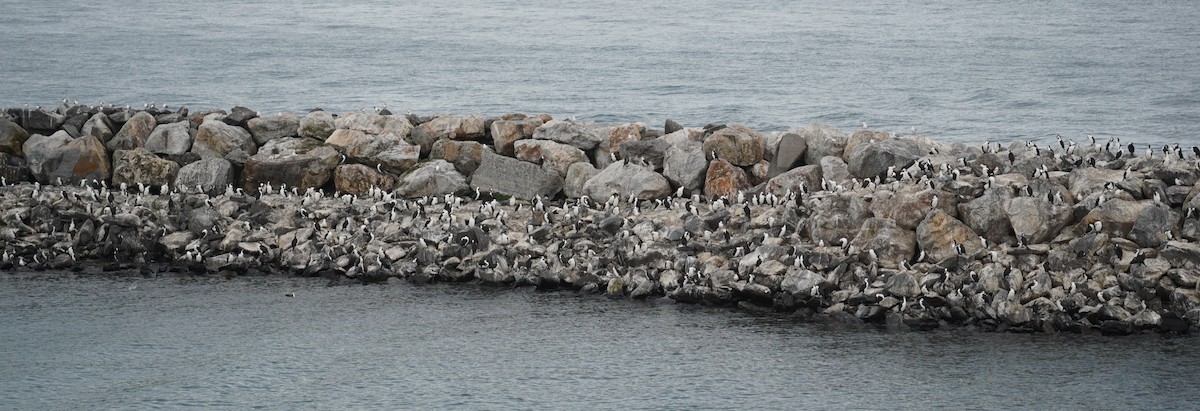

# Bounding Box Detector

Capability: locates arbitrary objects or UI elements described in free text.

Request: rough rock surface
[663,140,708,194]
[533,119,605,151]
[37,135,111,184]
[334,164,397,195]
[513,139,589,177]
[247,112,300,145]
[106,111,157,152]
[601,123,644,160]
[394,160,468,198]
[850,218,917,269]
[242,137,339,193]
[958,187,1015,243]
[846,138,926,179]
[174,157,235,195]
[704,159,750,199]
[298,111,337,140]
[766,165,821,196]
[564,162,598,198]
[490,117,544,157]
[808,194,871,245]
[800,124,847,166]
[1007,196,1073,244]
[143,121,192,155]
[80,113,115,143]
[702,124,765,167]
[582,160,672,200]
[411,115,484,155]
[471,151,562,199]
[430,139,491,176]
[325,129,420,173]
[112,148,180,188]
[768,130,806,178]
[0,120,30,156]
[916,210,982,262]
[192,119,257,164]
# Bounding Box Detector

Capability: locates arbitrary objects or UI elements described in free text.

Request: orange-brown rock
[704,159,749,199]
[334,164,397,195]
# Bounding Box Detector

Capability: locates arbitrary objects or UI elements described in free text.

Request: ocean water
[1,0,1199,146]
[1,274,1198,409]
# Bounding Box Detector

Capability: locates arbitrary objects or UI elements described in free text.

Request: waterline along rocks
[2,102,1200,336]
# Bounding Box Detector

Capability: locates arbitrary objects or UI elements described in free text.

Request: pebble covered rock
[1,102,1199,336]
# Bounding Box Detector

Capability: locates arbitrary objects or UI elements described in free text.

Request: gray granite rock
[144,121,192,155]
[471,151,563,199]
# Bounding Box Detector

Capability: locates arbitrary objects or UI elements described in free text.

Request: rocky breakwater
[1,103,1199,336]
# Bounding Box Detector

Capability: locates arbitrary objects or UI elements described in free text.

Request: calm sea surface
[1,274,1198,409]
[1,0,1199,146]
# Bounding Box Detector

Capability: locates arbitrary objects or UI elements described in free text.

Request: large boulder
[175,158,234,195]
[1079,199,1150,238]
[766,165,821,196]
[1160,241,1200,269]
[0,153,30,184]
[37,135,111,184]
[222,106,258,127]
[334,164,397,195]
[619,138,671,171]
[780,269,828,298]
[246,112,300,145]
[393,159,468,198]
[870,187,958,230]
[471,151,562,199]
[0,119,29,156]
[490,117,544,156]
[850,218,917,269]
[325,129,420,173]
[430,139,492,176]
[298,110,336,139]
[106,111,157,152]
[884,272,920,298]
[583,160,672,200]
[1068,167,1126,201]
[1006,196,1073,244]
[767,130,806,178]
[958,187,1014,244]
[111,147,180,188]
[410,115,484,155]
[21,131,74,180]
[819,155,851,184]
[564,161,599,198]
[1129,202,1177,248]
[601,123,644,160]
[808,194,871,245]
[143,121,192,155]
[513,139,589,177]
[23,108,64,132]
[842,130,890,158]
[703,159,750,199]
[845,138,925,179]
[334,112,413,136]
[80,113,115,143]
[191,119,257,164]
[532,119,605,151]
[662,140,708,194]
[800,124,847,165]
[659,127,704,147]
[242,137,339,193]
[916,210,982,262]
[702,124,765,167]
